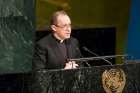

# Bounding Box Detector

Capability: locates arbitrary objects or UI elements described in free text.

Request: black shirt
[33,33,82,70]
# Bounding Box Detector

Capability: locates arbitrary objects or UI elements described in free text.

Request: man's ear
[51,25,56,32]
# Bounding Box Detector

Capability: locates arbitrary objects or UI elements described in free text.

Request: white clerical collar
[53,34,64,43]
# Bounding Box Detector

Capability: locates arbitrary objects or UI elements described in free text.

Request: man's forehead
[56,15,71,24]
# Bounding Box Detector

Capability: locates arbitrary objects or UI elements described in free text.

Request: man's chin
[64,35,70,39]
[66,36,70,39]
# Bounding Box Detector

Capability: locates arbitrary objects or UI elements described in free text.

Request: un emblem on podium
[102,68,126,93]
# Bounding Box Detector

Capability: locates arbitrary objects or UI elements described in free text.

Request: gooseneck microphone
[82,47,113,66]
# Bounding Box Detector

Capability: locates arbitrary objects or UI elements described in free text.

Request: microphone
[82,47,113,66]
[65,39,90,68]
[80,53,91,67]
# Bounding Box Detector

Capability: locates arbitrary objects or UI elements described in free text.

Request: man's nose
[65,26,71,31]
[66,27,71,32]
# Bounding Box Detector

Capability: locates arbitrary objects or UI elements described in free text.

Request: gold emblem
[102,68,126,93]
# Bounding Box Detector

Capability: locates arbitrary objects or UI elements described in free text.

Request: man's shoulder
[69,36,78,41]
[67,36,79,44]
[37,34,52,45]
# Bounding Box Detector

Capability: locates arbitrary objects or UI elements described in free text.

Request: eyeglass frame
[54,24,72,29]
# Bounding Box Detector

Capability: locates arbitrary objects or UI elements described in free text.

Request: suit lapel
[49,35,63,59]
[65,39,73,59]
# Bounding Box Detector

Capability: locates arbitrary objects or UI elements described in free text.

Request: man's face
[52,14,71,40]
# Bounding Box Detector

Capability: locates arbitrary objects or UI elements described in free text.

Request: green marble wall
[0,0,35,73]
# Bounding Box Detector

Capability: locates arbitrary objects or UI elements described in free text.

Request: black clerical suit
[33,34,81,70]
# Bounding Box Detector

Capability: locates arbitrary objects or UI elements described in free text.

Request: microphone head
[82,46,88,51]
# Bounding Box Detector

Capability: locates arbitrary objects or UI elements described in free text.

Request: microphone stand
[68,55,128,65]
[83,47,113,65]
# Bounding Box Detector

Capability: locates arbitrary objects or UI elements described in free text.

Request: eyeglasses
[54,24,71,29]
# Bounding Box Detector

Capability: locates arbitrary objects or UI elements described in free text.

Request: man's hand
[64,61,78,69]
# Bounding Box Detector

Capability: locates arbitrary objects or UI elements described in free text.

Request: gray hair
[50,10,68,25]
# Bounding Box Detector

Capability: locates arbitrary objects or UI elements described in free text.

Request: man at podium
[33,10,82,70]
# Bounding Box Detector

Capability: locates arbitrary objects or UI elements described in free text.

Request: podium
[31,62,140,93]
